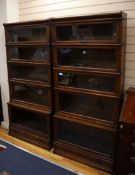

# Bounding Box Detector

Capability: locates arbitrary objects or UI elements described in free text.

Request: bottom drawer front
[9,125,51,150]
[54,141,113,173]
[54,117,115,157]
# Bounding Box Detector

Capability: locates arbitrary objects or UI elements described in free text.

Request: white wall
[0,0,19,128]
[19,0,135,90]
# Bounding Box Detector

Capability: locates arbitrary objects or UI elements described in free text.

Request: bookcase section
[52,12,126,173]
[4,20,53,150]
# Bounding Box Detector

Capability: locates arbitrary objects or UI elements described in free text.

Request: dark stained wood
[54,113,117,131]
[120,87,135,124]
[8,101,52,114]
[54,86,120,98]
[54,141,114,173]
[116,88,135,175]
[3,19,52,29]
[52,12,127,174]
[51,11,126,23]
[4,19,53,150]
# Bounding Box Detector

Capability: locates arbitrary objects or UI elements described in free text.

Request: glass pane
[7,27,48,43]
[56,23,117,41]
[8,47,49,62]
[56,118,114,157]
[57,48,117,69]
[10,64,49,83]
[58,72,116,92]
[59,93,116,122]
[12,84,49,106]
[11,107,47,133]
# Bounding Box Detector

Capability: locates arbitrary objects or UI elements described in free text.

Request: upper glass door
[54,21,120,43]
[6,25,49,44]
[56,71,118,94]
[7,46,49,63]
[54,47,119,71]
[56,91,119,124]
[9,64,50,84]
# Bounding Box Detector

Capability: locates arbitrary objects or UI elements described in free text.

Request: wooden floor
[0,127,109,175]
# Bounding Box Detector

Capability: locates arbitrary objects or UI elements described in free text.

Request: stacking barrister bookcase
[4,20,53,149]
[52,12,127,173]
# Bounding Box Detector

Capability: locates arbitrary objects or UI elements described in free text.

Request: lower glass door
[10,83,50,107]
[56,91,119,123]
[54,117,115,157]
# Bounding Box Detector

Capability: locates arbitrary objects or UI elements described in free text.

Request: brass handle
[131,142,135,149]
[130,157,135,164]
